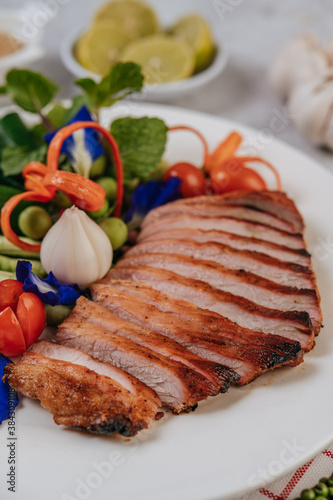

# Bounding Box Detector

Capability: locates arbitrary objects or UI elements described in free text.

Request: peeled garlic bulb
[40,206,113,288]
[288,69,333,148]
[268,33,329,100]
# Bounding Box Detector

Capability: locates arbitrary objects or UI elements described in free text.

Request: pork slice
[142,191,303,233]
[56,307,223,413]
[108,266,314,351]
[124,239,313,289]
[4,350,161,436]
[142,203,296,233]
[137,215,305,249]
[140,228,310,267]
[29,340,159,404]
[91,283,303,385]
[114,253,321,334]
[72,297,238,392]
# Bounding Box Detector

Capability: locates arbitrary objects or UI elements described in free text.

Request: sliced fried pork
[108,266,314,351]
[56,302,229,413]
[142,202,296,233]
[124,239,314,289]
[138,215,305,249]
[142,191,304,233]
[4,345,161,436]
[91,282,303,385]
[29,340,159,404]
[141,228,310,267]
[72,296,238,392]
[113,253,321,333]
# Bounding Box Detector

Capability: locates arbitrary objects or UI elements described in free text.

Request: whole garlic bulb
[268,33,329,100]
[288,69,333,148]
[40,206,113,288]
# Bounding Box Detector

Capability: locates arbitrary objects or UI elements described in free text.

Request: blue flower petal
[16,261,85,307]
[0,354,19,425]
[125,178,181,224]
[44,106,104,163]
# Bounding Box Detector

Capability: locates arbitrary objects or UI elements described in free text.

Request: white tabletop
[2,0,333,171]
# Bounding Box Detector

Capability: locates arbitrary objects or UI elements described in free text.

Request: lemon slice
[170,14,215,72]
[121,34,195,84]
[75,20,131,75]
[94,0,160,39]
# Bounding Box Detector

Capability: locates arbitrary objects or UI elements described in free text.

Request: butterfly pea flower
[0,354,19,425]
[45,106,104,178]
[16,261,85,307]
[125,178,181,229]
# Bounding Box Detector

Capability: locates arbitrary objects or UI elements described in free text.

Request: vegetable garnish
[0,354,19,425]
[0,279,46,357]
[0,121,124,252]
[166,127,282,195]
[16,261,85,307]
[44,106,104,178]
[125,178,181,229]
[40,207,113,289]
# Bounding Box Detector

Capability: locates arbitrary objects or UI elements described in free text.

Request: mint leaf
[0,86,7,95]
[1,144,47,177]
[76,62,144,110]
[0,113,37,148]
[5,69,58,113]
[47,103,68,128]
[110,117,167,182]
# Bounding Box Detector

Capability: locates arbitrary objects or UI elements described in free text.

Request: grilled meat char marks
[116,251,321,334]
[4,344,161,437]
[138,215,305,250]
[71,296,239,392]
[56,300,233,414]
[109,266,314,351]
[142,191,305,234]
[141,228,311,267]
[91,282,303,385]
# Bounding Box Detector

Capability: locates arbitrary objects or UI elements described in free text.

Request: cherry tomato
[0,279,46,357]
[16,293,46,347]
[210,161,267,194]
[164,162,206,198]
[0,307,26,357]
[0,280,24,313]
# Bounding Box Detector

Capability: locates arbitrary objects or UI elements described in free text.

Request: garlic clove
[268,33,329,100]
[40,206,113,288]
[288,69,333,147]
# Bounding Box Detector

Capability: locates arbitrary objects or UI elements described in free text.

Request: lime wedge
[75,20,131,75]
[170,14,215,72]
[94,0,160,39]
[121,34,195,83]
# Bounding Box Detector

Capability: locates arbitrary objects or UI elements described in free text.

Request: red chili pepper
[0,280,46,357]
[0,121,124,252]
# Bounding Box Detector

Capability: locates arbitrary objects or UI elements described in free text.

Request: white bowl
[0,6,44,86]
[60,24,228,102]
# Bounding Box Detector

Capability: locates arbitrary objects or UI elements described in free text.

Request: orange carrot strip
[46,121,124,217]
[168,125,210,168]
[235,156,282,191]
[206,132,242,172]
[1,190,53,252]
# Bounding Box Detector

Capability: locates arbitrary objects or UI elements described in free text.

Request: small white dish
[60,24,228,102]
[0,6,44,86]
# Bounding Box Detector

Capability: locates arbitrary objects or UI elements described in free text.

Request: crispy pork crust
[91,282,303,385]
[4,353,160,436]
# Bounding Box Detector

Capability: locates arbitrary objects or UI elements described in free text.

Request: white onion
[40,206,113,288]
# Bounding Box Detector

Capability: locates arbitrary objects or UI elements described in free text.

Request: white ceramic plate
[1,103,333,500]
